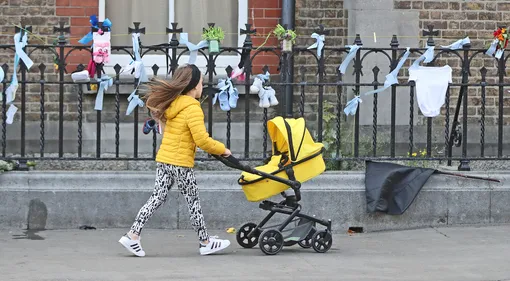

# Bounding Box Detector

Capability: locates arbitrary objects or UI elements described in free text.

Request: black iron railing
[0,22,509,171]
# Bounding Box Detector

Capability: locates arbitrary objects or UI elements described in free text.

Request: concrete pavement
[1,226,510,281]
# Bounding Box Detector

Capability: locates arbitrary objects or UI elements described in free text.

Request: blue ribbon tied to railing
[179,33,208,64]
[126,89,144,116]
[307,33,325,57]
[343,47,411,116]
[94,76,113,111]
[338,45,361,75]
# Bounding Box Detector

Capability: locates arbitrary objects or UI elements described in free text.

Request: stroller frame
[213,154,333,255]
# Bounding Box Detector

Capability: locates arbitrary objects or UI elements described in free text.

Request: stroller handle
[211,154,302,190]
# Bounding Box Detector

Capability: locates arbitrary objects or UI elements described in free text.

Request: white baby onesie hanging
[409,65,452,117]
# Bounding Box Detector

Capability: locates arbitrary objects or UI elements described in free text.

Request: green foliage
[202,26,225,41]
[273,24,297,43]
[0,160,15,173]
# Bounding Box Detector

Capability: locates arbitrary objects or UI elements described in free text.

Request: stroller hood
[267,117,323,162]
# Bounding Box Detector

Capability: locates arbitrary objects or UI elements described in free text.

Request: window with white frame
[99,0,248,75]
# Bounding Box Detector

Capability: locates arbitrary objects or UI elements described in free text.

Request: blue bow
[442,37,470,50]
[344,48,412,116]
[256,71,270,81]
[5,104,17,125]
[79,15,111,45]
[338,45,361,74]
[179,33,208,64]
[308,33,325,57]
[94,76,113,111]
[126,89,144,115]
[78,15,98,44]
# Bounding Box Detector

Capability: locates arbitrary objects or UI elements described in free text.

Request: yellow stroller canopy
[239,116,325,202]
[267,117,323,161]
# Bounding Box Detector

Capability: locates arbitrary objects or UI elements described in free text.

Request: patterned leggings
[130,163,209,241]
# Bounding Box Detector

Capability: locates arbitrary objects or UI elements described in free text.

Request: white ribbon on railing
[441,37,470,50]
[338,45,361,74]
[14,32,33,70]
[126,89,144,115]
[343,47,411,116]
[486,39,505,59]
[5,32,33,105]
[307,33,325,57]
[179,33,208,64]
[5,104,17,124]
[94,76,113,111]
[0,66,4,85]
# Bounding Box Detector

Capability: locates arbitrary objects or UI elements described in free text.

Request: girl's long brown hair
[144,66,193,123]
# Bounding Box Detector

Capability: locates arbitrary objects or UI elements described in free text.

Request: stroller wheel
[311,230,333,253]
[236,222,259,248]
[258,229,284,255]
[298,227,316,249]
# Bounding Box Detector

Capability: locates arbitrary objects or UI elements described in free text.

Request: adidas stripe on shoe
[119,234,146,257]
[199,237,231,256]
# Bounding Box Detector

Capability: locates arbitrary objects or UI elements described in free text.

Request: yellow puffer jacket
[155,95,226,167]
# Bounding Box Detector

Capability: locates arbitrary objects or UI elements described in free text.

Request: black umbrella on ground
[365,160,500,215]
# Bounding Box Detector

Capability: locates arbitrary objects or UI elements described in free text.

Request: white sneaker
[199,237,231,256]
[118,233,146,257]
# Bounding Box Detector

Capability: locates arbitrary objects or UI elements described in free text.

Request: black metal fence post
[54,22,69,159]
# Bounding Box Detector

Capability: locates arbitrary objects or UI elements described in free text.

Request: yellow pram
[238,116,326,202]
[213,116,332,256]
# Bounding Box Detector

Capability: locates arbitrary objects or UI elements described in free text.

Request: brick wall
[249,0,281,73]
[394,0,510,126]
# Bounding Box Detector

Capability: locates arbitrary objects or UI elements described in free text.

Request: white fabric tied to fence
[179,33,208,64]
[485,39,504,59]
[308,33,325,57]
[343,47,411,116]
[441,37,470,50]
[95,76,113,111]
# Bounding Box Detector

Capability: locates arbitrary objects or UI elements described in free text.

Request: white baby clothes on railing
[409,65,452,117]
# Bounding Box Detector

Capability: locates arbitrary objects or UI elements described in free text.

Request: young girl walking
[119,64,232,256]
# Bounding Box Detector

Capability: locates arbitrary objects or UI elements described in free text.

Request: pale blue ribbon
[126,89,144,115]
[411,46,435,68]
[343,96,362,116]
[486,39,499,58]
[0,66,4,84]
[5,32,32,104]
[343,47,411,116]
[94,76,113,111]
[308,33,325,57]
[441,37,470,50]
[338,45,361,74]
[256,71,270,81]
[179,33,208,64]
